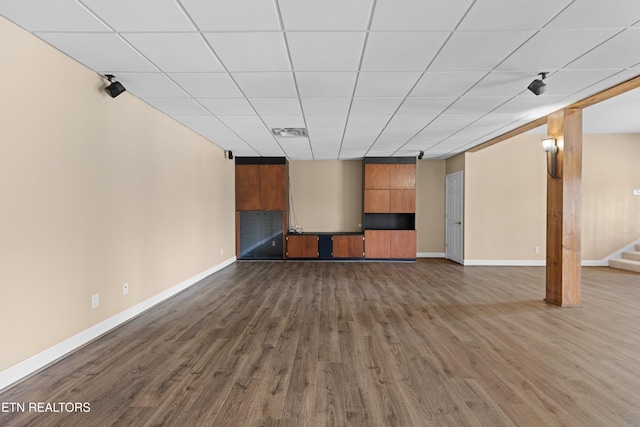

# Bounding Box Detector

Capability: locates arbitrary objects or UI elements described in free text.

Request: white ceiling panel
[430,31,535,71]
[216,115,266,128]
[396,97,456,115]
[287,32,365,71]
[232,128,278,145]
[308,128,345,145]
[387,114,437,129]
[199,98,255,115]
[347,115,392,129]
[411,71,488,97]
[180,0,280,31]
[277,138,312,160]
[459,0,572,30]
[260,115,306,128]
[108,73,188,98]
[82,0,195,32]
[205,32,290,72]
[0,0,110,31]
[173,115,227,132]
[492,95,566,116]
[499,29,620,71]
[296,72,357,97]
[546,0,640,30]
[350,97,404,114]
[371,0,473,31]
[250,98,302,115]
[428,114,483,129]
[35,33,157,72]
[566,29,640,70]
[305,115,348,128]
[301,98,352,115]
[169,73,243,98]
[279,0,373,30]
[143,97,210,116]
[361,32,449,71]
[544,70,624,96]
[446,96,510,114]
[465,71,537,96]
[122,33,223,72]
[232,73,298,97]
[355,72,422,97]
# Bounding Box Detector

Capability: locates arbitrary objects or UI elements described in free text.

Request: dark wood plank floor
[1,260,639,426]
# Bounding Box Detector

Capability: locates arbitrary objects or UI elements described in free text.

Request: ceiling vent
[271,128,308,137]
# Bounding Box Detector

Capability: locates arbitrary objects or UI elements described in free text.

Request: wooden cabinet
[286,234,319,258]
[365,230,416,259]
[364,162,416,213]
[236,163,286,211]
[332,235,364,258]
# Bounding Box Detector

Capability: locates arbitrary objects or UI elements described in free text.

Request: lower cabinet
[286,234,319,258]
[332,235,364,258]
[365,230,416,259]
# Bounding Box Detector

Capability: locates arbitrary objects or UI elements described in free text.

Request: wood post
[545,109,582,307]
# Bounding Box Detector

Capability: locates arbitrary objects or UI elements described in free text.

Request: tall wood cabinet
[235,157,287,259]
[363,158,416,260]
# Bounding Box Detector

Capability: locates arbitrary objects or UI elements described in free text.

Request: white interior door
[446,171,463,264]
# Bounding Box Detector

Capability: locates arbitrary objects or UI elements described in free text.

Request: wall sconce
[541,137,559,178]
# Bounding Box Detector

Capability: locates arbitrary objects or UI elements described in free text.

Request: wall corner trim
[0,257,237,393]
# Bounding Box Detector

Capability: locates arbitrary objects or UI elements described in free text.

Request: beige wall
[288,160,363,232]
[582,134,640,259]
[416,160,446,253]
[0,17,235,370]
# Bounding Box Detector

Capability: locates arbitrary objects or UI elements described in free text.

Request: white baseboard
[463,260,546,266]
[0,257,236,392]
[417,252,445,258]
[581,260,609,267]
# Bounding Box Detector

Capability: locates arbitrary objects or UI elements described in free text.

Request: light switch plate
[634,189,640,196]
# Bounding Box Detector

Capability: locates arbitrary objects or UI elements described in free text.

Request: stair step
[622,251,640,261]
[609,258,640,273]
[636,244,640,252]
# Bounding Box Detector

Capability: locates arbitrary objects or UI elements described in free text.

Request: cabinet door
[364,164,391,189]
[332,235,364,258]
[287,235,318,258]
[236,165,261,210]
[390,230,416,259]
[260,164,287,210]
[389,189,416,213]
[390,164,416,189]
[364,230,390,259]
[364,189,390,213]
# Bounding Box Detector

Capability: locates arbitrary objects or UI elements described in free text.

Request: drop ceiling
[2,0,640,160]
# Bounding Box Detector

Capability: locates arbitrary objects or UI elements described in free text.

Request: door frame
[445,171,464,264]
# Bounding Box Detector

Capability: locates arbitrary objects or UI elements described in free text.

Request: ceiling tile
[180,0,281,31]
[350,97,404,114]
[301,98,352,115]
[249,98,302,115]
[344,128,384,139]
[199,98,255,115]
[113,73,188,98]
[143,97,210,115]
[306,115,348,128]
[355,72,422,96]
[287,33,365,71]
[205,32,290,72]
[546,0,640,29]
[429,31,535,71]
[296,72,358,97]
[361,32,449,71]
[169,73,243,98]
[260,115,306,128]
[173,115,227,132]
[459,0,572,30]
[277,138,313,160]
[396,97,456,115]
[491,95,566,116]
[411,71,487,97]
[566,29,640,70]
[371,0,474,31]
[122,33,223,72]
[233,128,278,144]
[35,33,157,72]
[544,70,625,96]
[428,114,483,129]
[387,114,437,129]
[0,0,110,31]
[216,115,266,128]
[82,0,195,31]
[279,0,373,30]
[233,72,298,97]
[499,29,619,71]
[346,115,392,129]
[445,96,510,114]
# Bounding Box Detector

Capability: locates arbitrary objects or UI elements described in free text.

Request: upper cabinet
[236,159,287,211]
[364,161,416,213]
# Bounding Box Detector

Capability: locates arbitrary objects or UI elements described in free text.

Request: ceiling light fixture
[271,128,308,138]
[528,72,548,96]
[418,150,424,160]
[104,74,126,98]
[541,137,559,178]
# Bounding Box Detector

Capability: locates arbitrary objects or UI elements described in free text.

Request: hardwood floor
[1,260,639,426]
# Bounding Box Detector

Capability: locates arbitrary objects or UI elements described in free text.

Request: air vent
[271,128,308,137]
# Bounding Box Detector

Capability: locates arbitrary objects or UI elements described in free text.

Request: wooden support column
[545,109,582,307]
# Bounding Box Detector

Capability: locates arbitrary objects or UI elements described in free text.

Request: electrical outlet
[91,293,99,309]
[535,246,540,254]
[272,241,276,247]
[123,283,129,295]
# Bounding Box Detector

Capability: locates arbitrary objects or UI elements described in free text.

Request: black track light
[528,72,548,96]
[418,150,424,160]
[104,74,126,98]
